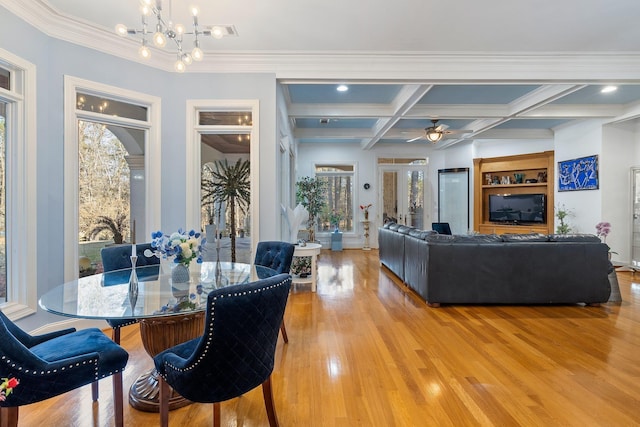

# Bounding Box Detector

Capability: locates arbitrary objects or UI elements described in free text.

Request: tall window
[64,77,161,281]
[316,164,355,233]
[0,50,37,316]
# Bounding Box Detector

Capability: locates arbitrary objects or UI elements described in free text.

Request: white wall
[297,141,440,248]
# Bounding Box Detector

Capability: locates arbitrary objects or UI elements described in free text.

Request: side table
[292,242,321,292]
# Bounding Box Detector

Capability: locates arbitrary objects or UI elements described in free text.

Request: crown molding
[5,0,640,81]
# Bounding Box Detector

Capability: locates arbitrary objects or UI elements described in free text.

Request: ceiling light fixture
[115,0,232,72]
[336,85,349,92]
[601,85,618,94]
[424,123,444,143]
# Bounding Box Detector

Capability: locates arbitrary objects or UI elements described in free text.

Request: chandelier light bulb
[211,26,224,39]
[191,6,199,16]
[138,44,151,59]
[191,46,203,61]
[140,4,152,16]
[174,23,185,35]
[153,31,167,47]
[174,59,186,73]
[182,53,193,65]
[115,24,128,36]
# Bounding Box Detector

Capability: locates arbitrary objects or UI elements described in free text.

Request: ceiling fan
[406,119,472,143]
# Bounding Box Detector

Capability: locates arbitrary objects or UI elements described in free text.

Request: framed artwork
[558,155,599,191]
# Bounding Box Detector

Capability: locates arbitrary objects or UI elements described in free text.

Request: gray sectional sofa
[378,222,611,306]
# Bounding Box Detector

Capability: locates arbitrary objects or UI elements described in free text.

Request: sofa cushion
[388,223,401,231]
[383,222,394,229]
[502,233,549,242]
[408,229,436,240]
[426,234,503,243]
[398,225,414,235]
[548,234,601,242]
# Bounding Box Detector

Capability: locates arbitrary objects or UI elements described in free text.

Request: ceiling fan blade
[444,129,473,134]
[406,136,424,142]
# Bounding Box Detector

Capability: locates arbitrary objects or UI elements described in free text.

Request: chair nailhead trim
[0,355,124,380]
[161,278,290,377]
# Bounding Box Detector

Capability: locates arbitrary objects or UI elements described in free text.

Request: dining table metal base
[129,311,206,412]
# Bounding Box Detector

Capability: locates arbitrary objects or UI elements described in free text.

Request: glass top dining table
[39,262,277,320]
[39,261,279,413]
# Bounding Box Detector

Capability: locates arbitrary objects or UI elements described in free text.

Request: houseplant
[201,159,250,262]
[295,176,326,242]
[555,205,573,234]
[149,229,204,283]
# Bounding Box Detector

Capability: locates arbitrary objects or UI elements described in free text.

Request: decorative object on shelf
[360,203,372,220]
[595,221,621,302]
[525,178,538,184]
[291,256,311,277]
[486,174,492,185]
[513,173,525,184]
[147,229,204,283]
[558,155,598,191]
[537,171,548,183]
[114,0,236,73]
[555,205,573,234]
[500,176,511,185]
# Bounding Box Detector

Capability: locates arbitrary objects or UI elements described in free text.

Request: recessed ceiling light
[601,86,618,93]
[336,85,349,92]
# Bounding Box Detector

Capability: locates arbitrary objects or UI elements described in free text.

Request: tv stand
[473,151,554,235]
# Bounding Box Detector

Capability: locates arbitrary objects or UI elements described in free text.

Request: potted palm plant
[201,159,250,262]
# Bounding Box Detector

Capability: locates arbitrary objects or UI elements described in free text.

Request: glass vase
[171,263,190,283]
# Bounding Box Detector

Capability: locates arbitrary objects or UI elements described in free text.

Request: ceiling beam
[362,84,434,150]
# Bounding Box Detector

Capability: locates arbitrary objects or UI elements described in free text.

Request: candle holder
[129,255,139,311]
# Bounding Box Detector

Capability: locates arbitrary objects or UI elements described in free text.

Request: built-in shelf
[481,183,548,189]
[473,151,554,235]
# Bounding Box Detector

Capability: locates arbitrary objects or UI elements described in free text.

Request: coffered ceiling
[5,0,640,150]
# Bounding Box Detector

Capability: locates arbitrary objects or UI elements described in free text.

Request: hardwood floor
[18,250,640,426]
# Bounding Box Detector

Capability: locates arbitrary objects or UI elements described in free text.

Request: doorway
[378,158,428,229]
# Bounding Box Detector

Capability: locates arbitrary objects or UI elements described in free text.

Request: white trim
[185,99,260,254]
[0,48,37,320]
[5,1,640,78]
[63,76,161,281]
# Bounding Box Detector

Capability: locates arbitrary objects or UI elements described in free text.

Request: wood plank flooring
[18,250,640,426]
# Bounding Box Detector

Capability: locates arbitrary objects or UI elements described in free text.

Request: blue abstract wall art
[558,155,599,191]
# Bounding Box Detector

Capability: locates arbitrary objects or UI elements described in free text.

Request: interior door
[379,165,426,229]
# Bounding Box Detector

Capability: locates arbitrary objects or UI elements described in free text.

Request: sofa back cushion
[502,233,549,242]
[548,234,601,242]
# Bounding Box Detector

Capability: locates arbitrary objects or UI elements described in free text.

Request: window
[0,50,37,317]
[316,164,355,233]
[64,76,161,281]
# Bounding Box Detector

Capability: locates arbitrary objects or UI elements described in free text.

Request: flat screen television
[488,193,546,224]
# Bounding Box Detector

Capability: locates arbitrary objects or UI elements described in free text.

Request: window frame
[63,76,161,281]
[185,99,260,251]
[0,48,38,319]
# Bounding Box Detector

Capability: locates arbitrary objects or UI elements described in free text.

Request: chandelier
[115,0,230,72]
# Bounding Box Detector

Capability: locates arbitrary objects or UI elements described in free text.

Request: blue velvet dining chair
[154,273,292,427]
[254,241,295,343]
[101,242,160,343]
[0,310,129,427]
